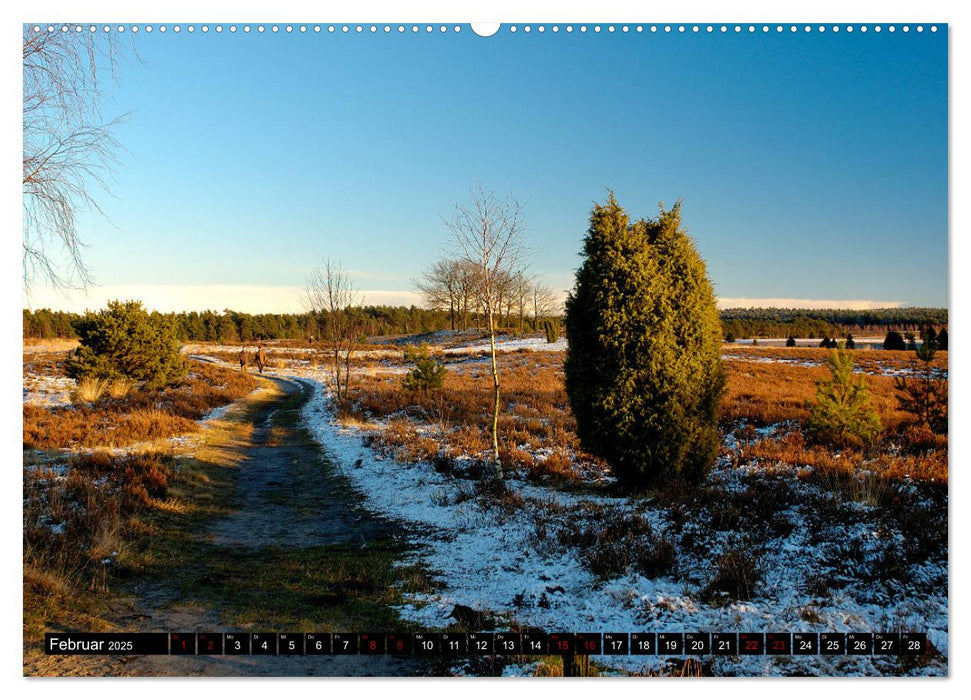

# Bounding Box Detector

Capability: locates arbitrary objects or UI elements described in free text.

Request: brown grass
[23,450,176,638]
[23,338,79,353]
[721,359,912,428]
[723,345,948,374]
[23,361,259,450]
[338,347,947,487]
[341,351,597,483]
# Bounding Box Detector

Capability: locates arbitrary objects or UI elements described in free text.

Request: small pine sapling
[895,342,947,434]
[402,343,447,393]
[806,347,882,449]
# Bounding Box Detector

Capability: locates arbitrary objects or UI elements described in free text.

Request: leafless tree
[304,259,359,402]
[415,258,462,331]
[531,280,560,331]
[455,259,481,331]
[445,184,529,478]
[22,26,133,289]
[510,271,532,331]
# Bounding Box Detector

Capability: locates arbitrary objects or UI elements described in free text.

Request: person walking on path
[239,348,248,372]
[255,346,267,374]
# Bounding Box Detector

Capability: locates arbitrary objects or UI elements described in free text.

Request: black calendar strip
[44,632,929,657]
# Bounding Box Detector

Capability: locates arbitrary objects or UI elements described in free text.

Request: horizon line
[20,284,940,315]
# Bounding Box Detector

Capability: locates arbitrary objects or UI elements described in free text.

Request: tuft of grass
[702,548,760,603]
[71,376,111,403]
[107,378,135,399]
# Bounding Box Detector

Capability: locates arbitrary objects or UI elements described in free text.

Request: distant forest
[23,305,948,342]
[719,307,948,340]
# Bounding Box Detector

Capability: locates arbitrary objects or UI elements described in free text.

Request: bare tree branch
[22,25,134,290]
[304,258,360,401]
[443,183,530,478]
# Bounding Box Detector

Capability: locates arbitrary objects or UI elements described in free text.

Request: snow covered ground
[444,336,568,354]
[297,374,947,677]
[722,353,947,379]
[23,373,75,408]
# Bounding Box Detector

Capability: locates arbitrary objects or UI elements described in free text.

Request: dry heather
[341,348,947,485]
[720,359,913,428]
[724,345,948,375]
[23,361,258,450]
[23,451,176,638]
[342,350,596,483]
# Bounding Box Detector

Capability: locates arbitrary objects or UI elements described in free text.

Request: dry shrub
[743,430,947,484]
[633,536,677,579]
[585,540,629,580]
[72,450,175,510]
[702,548,760,602]
[373,419,441,463]
[500,444,535,472]
[533,449,575,481]
[557,512,675,581]
[899,423,948,456]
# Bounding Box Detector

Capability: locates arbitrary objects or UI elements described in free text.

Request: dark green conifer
[807,347,882,449]
[564,195,723,488]
[65,300,186,388]
[401,343,447,393]
[884,330,906,351]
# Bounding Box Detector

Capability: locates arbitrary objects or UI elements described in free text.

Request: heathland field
[23,332,947,676]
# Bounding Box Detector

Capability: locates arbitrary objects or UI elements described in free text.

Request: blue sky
[34,24,948,312]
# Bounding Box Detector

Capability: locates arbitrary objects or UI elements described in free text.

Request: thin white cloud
[23,285,423,314]
[716,298,904,310]
[22,286,906,314]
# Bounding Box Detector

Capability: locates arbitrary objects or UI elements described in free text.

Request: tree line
[721,306,948,339]
[23,306,455,342]
[24,304,948,343]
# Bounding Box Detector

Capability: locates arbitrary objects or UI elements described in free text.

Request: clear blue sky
[63,25,947,311]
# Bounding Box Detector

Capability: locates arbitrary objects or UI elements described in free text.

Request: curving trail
[27,373,430,677]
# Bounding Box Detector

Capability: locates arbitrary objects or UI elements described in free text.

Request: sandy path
[26,376,431,677]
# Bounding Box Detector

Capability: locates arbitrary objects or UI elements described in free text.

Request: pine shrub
[65,300,186,388]
[564,195,723,488]
[883,330,907,351]
[401,343,447,393]
[937,328,948,351]
[806,347,882,449]
[895,343,947,435]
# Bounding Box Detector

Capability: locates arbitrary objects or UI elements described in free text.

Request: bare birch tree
[305,259,359,402]
[22,26,133,289]
[531,280,559,331]
[445,184,528,479]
